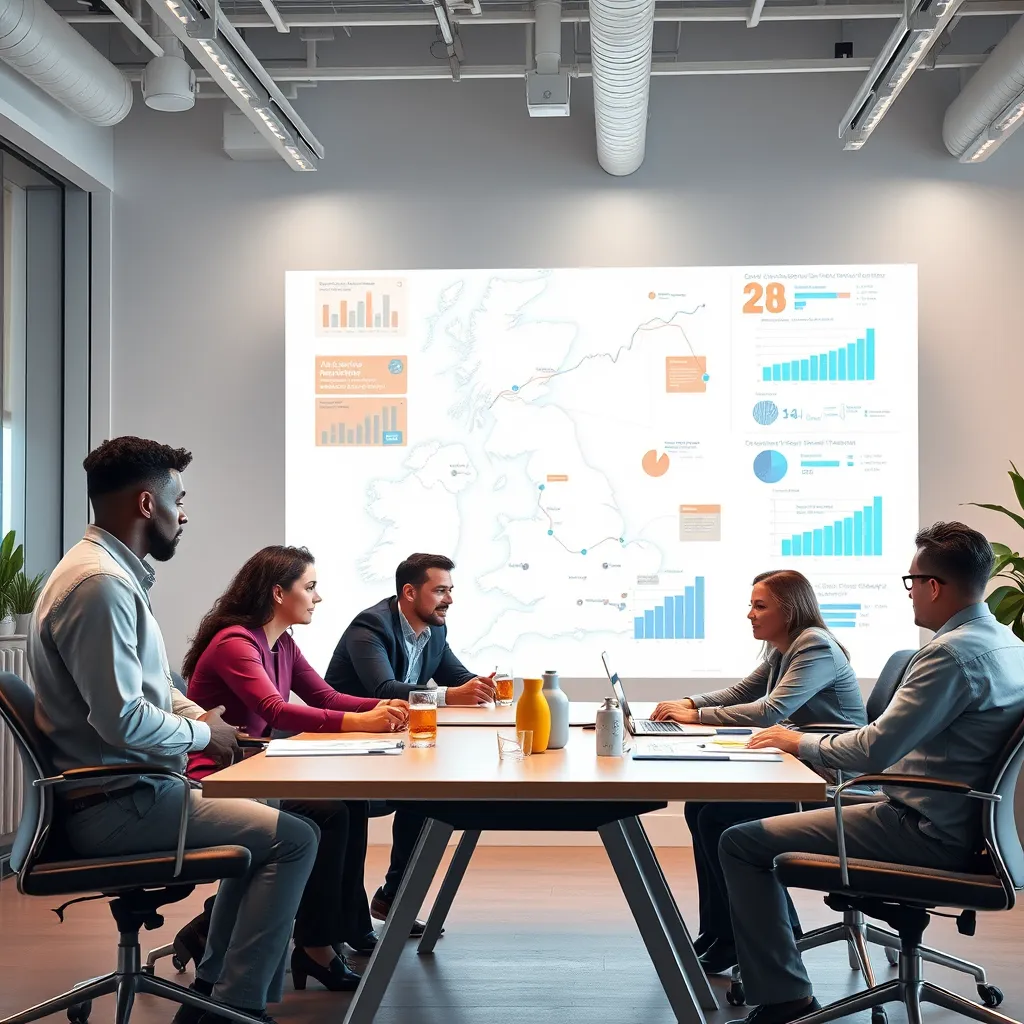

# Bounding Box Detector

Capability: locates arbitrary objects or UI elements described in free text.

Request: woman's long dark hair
[181,545,314,679]
[753,569,849,659]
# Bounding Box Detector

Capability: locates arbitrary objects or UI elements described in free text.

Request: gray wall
[111,70,1024,675]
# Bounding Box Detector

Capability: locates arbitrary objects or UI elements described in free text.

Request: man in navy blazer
[325,553,495,934]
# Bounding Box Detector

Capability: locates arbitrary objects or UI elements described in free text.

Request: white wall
[110,70,1024,677]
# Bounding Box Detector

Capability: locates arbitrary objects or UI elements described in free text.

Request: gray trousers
[63,779,318,1010]
[718,801,972,1007]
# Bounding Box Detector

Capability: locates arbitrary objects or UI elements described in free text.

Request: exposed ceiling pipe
[0,0,133,125]
[89,0,1021,30]
[588,0,656,175]
[942,11,1024,161]
[534,0,560,75]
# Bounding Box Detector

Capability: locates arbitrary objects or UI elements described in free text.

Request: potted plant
[9,569,46,635]
[968,460,1024,640]
[0,530,24,636]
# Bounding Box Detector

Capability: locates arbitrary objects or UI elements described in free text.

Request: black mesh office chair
[0,673,263,1024]
[773,716,1024,1024]
[727,651,1000,1007]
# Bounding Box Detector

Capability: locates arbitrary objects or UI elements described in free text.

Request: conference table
[203,703,826,1024]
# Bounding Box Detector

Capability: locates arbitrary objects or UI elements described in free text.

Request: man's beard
[147,522,180,562]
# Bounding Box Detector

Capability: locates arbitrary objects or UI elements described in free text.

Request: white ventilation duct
[588,0,655,176]
[943,12,1024,159]
[0,0,133,126]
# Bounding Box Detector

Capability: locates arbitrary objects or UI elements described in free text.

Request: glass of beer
[409,690,438,748]
[494,672,514,706]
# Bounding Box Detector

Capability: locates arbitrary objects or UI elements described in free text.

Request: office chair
[727,650,998,1007]
[771,716,1024,1024]
[0,672,264,1024]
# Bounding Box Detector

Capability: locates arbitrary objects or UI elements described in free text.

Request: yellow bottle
[515,677,551,753]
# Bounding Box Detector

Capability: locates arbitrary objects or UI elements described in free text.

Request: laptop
[600,652,694,736]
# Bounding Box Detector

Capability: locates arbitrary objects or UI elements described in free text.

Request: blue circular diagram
[752,400,779,426]
[754,450,788,484]
[388,359,404,374]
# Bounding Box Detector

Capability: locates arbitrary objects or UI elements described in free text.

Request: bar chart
[793,291,851,311]
[633,579,706,640]
[315,397,407,447]
[819,603,859,629]
[776,497,883,558]
[314,277,406,335]
[760,328,876,383]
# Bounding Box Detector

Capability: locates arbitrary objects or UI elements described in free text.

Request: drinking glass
[496,730,533,760]
[409,690,438,748]
[494,672,514,706]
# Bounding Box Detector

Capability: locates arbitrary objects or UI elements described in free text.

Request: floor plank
[2,846,1021,1022]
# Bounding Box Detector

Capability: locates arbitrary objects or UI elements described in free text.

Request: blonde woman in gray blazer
[652,570,867,975]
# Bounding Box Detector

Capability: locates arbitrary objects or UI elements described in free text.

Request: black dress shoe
[171,980,214,1024]
[698,938,738,975]
[727,997,820,1024]
[291,948,361,992]
[342,931,378,956]
[692,931,716,957]
[370,887,440,939]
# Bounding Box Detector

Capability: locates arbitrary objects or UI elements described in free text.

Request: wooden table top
[203,726,826,804]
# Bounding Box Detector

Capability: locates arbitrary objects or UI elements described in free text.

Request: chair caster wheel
[871,1007,887,1024]
[726,983,745,1007]
[978,985,1003,1008]
[68,1001,91,1024]
[172,954,188,973]
[884,946,899,966]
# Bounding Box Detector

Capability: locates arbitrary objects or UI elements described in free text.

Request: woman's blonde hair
[752,569,848,659]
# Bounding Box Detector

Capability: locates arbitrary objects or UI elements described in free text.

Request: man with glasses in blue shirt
[719,521,1024,1024]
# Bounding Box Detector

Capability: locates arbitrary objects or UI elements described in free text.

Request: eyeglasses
[902,574,946,591]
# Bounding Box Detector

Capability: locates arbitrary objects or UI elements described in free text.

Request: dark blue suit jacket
[324,596,476,701]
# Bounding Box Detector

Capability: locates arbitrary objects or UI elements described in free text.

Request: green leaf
[965,503,1024,533]
[1011,467,1024,515]
[991,542,1016,559]
[992,591,1024,624]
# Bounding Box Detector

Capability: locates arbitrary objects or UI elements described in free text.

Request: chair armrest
[831,774,1000,888]
[36,765,192,879]
[237,736,270,750]
[36,764,189,787]
[796,723,861,734]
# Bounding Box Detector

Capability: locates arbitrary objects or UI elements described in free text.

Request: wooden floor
[1,846,1021,1024]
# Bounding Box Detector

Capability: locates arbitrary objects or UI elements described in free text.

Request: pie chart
[642,450,670,478]
[753,450,788,484]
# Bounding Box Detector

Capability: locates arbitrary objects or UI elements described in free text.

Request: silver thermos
[595,697,624,756]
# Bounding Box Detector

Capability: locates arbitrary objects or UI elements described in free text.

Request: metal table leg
[622,816,719,1012]
[599,818,706,1024]
[343,817,454,1024]
[418,829,480,954]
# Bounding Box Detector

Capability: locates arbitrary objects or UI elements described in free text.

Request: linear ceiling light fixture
[839,0,963,150]
[154,0,321,169]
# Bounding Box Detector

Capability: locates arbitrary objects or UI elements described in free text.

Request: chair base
[728,907,993,1008]
[793,947,1021,1024]
[0,929,267,1024]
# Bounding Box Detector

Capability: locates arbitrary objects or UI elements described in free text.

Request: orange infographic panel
[315,356,408,395]
[315,398,407,447]
[665,355,708,393]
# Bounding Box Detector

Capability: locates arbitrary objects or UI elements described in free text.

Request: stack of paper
[265,739,405,757]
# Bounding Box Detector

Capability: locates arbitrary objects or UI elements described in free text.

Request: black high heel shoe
[291,948,362,992]
[342,931,378,957]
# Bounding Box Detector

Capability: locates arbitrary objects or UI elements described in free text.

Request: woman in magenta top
[182,545,408,994]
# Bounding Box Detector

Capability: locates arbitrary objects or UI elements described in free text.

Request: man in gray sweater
[721,521,1024,1024]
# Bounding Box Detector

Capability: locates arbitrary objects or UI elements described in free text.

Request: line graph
[489,305,705,408]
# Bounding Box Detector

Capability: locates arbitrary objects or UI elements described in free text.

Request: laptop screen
[600,651,634,726]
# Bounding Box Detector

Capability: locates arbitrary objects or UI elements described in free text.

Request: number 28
[743,281,786,314]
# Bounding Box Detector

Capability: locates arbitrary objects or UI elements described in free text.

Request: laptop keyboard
[638,719,684,733]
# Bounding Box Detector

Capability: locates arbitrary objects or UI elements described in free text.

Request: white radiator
[0,640,29,839]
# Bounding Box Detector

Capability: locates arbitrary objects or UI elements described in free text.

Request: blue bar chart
[820,603,860,629]
[633,579,706,640]
[761,329,876,383]
[779,497,883,558]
